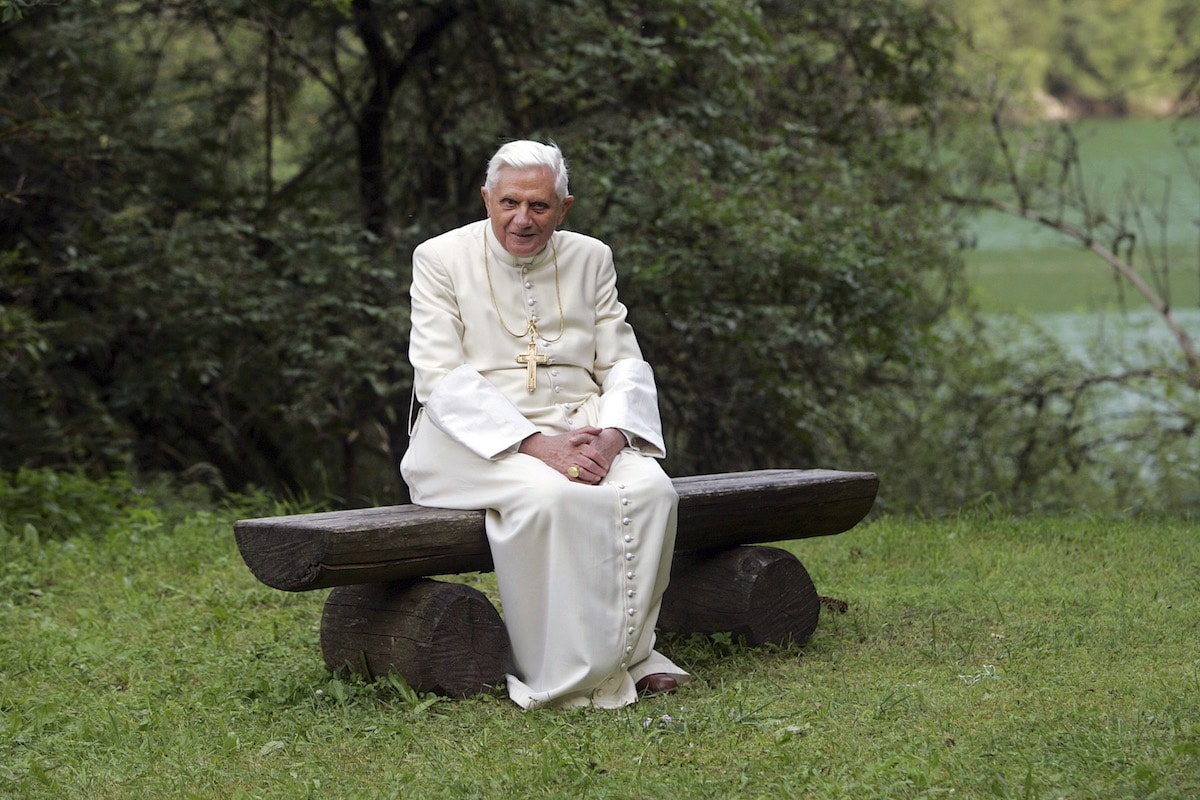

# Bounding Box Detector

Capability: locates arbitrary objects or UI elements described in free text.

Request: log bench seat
[234,468,878,697]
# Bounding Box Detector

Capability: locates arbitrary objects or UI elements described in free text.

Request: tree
[2,2,409,500]
[3,1,970,505]
[944,0,1193,115]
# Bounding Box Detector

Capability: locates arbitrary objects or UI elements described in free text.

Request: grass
[964,242,1200,315]
[2,482,1198,799]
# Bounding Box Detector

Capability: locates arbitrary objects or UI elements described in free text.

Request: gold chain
[483,229,566,343]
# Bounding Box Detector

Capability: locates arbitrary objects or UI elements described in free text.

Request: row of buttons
[619,482,637,671]
[599,483,639,694]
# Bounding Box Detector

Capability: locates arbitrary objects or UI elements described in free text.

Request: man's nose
[514,204,533,226]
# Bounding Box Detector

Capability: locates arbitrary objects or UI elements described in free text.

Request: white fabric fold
[424,365,538,459]
[597,358,666,456]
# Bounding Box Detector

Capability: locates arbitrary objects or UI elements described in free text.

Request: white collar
[483,221,556,269]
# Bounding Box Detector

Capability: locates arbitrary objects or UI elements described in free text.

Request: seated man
[401,140,688,708]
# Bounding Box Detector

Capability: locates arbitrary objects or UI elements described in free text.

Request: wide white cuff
[597,359,666,457]
[424,365,538,460]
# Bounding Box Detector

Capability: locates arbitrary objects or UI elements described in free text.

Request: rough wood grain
[658,546,821,647]
[320,579,512,696]
[322,545,822,696]
[234,469,878,592]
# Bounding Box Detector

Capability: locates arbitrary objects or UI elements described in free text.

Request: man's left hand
[519,426,626,484]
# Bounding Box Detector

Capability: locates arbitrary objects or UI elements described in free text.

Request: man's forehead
[493,166,556,195]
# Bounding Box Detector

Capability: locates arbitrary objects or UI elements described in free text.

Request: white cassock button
[622,517,631,526]
[625,553,635,561]
[626,571,635,579]
[624,534,633,543]
[625,646,633,654]
[622,498,630,506]
[527,298,536,306]
[628,608,637,616]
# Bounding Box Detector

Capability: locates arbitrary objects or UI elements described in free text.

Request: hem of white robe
[508,650,691,710]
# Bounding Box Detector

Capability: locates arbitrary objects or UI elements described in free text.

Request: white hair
[484,140,570,200]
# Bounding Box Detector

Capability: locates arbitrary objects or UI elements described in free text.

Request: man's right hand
[519,428,619,484]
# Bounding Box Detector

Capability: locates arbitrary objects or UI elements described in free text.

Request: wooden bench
[234,468,878,697]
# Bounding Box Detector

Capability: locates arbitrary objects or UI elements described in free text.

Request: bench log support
[236,469,878,696]
[320,579,512,697]
[659,546,820,647]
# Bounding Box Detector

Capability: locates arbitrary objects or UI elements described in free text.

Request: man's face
[481,166,573,258]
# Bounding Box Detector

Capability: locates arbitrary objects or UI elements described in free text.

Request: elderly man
[400,140,688,709]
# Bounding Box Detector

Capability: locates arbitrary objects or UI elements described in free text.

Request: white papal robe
[400,219,689,709]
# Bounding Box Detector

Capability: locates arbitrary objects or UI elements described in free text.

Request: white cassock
[400,218,690,709]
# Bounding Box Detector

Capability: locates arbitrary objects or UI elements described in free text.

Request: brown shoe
[635,673,679,695]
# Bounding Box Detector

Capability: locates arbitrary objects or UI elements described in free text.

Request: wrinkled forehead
[489,166,560,201]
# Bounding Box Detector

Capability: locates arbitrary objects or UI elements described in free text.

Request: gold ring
[567,464,580,479]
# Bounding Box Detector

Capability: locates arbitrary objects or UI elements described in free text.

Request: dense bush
[1,1,975,506]
[0,469,154,541]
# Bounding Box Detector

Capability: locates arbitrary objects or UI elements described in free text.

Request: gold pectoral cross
[516,338,548,393]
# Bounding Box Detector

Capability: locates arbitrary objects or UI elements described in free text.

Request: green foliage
[945,0,1197,115]
[0,0,78,23]
[0,469,154,542]
[2,0,974,504]
[2,4,416,501]
[9,0,1190,511]
[854,301,1200,516]
[546,1,967,475]
[4,203,411,501]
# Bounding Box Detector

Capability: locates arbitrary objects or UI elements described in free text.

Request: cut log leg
[320,579,511,697]
[658,545,820,646]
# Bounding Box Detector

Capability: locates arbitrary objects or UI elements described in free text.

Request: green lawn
[2,488,1197,799]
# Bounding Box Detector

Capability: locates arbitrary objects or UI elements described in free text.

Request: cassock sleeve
[590,247,667,457]
[409,240,537,460]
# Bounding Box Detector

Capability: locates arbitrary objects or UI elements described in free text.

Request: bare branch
[976,194,1200,381]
